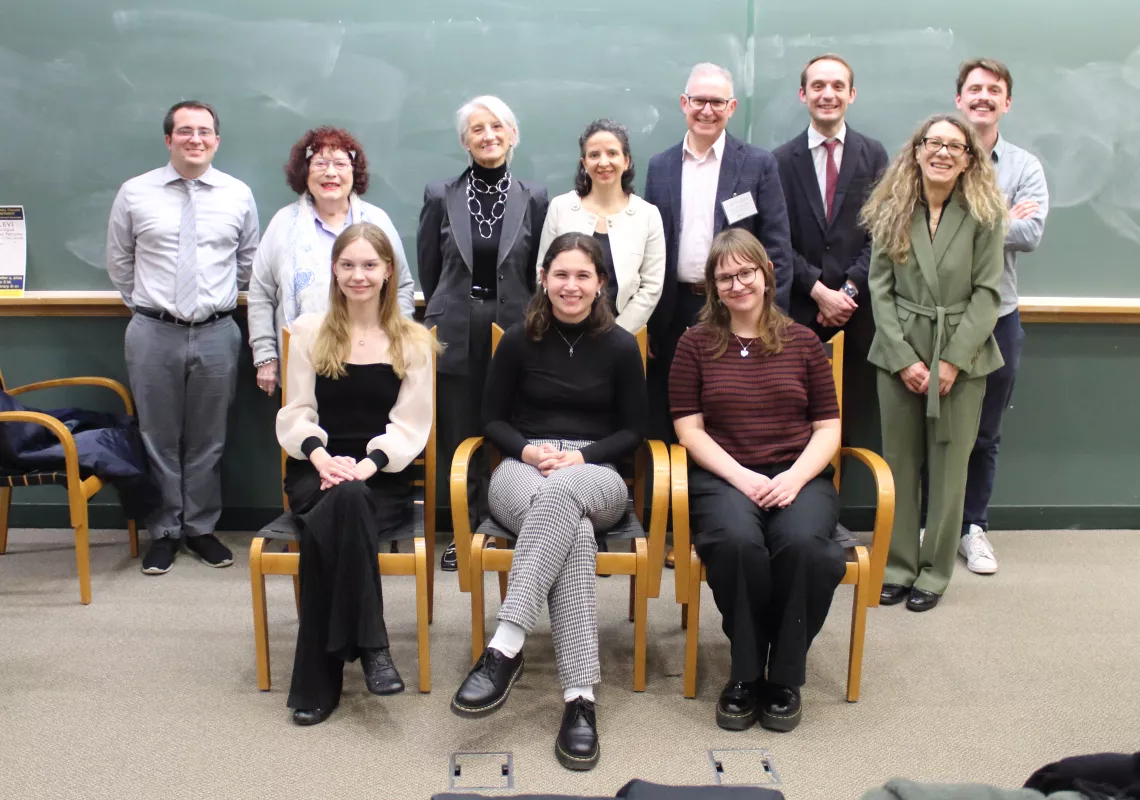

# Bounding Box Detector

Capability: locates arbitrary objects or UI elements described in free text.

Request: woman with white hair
[418,95,549,570]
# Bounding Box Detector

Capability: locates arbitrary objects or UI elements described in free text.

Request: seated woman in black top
[451,232,647,772]
[276,222,438,726]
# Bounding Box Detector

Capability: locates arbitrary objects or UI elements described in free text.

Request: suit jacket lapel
[445,173,474,271]
[911,210,942,304]
[497,179,528,268]
[791,133,826,232]
[714,136,745,231]
[932,191,968,267]
[828,132,863,228]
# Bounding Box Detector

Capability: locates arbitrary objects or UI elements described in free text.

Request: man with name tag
[107,100,260,575]
[644,62,793,442]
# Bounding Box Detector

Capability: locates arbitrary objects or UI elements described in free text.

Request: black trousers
[284,464,410,710]
[688,464,845,687]
[437,297,497,528]
[648,290,706,443]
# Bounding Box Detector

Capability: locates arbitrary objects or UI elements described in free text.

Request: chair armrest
[641,438,670,598]
[449,436,485,593]
[669,443,691,604]
[0,410,85,526]
[7,377,134,416]
[840,446,895,604]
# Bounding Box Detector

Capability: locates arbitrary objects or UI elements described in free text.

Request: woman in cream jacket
[536,119,665,333]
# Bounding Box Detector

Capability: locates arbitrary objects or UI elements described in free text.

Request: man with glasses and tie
[644,62,793,445]
[107,100,259,575]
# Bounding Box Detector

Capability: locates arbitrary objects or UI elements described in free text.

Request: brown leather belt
[681,282,706,296]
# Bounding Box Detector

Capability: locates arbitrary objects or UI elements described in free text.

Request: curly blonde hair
[860,113,1007,264]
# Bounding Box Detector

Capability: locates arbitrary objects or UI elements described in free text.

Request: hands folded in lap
[522,442,586,477]
[311,450,377,490]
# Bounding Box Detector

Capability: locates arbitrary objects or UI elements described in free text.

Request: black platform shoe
[759,684,802,732]
[716,681,759,731]
[292,701,338,726]
[906,587,941,612]
[555,697,600,771]
[451,648,524,717]
[880,583,910,605]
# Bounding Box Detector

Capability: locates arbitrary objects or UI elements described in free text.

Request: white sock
[487,620,526,658]
[563,686,595,703]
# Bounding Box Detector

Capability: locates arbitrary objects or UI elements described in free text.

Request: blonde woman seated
[276,222,438,726]
[451,232,647,772]
[536,119,665,333]
[669,229,845,733]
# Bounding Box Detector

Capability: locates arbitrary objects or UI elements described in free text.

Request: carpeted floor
[1,528,1136,800]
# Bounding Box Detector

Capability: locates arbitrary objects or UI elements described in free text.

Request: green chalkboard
[2,0,1137,295]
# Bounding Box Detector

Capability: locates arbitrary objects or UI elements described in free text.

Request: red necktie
[824,139,839,221]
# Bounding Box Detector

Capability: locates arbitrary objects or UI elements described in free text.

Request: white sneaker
[959,524,998,574]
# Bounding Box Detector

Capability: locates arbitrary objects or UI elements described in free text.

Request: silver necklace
[467,171,511,239]
[556,328,586,357]
[734,334,756,358]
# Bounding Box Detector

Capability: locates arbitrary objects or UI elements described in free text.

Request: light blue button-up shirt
[991,136,1049,316]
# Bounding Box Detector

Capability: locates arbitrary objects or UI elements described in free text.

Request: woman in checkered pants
[450,232,648,772]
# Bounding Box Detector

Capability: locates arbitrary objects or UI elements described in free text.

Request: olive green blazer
[867,192,1005,380]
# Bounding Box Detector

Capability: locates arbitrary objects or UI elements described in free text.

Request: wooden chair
[670,330,895,701]
[248,328,438,693]
[450,324,670,692]
[0,367,140,605]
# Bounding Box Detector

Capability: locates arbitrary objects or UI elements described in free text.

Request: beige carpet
[1,528,1137,800]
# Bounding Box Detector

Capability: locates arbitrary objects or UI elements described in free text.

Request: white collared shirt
[677,130,726,284]
[106,162,260,321]
[807,123,847,206]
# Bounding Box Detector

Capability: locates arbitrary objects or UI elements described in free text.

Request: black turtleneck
[469,161,508,292]
[482,316,647,465]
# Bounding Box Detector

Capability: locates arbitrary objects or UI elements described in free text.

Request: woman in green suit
[861,114,1007,612]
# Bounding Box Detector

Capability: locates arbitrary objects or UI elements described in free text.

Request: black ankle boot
[759,684,802,732]
[451,648,524,717]
[716,681,759,731]
[555,697,599,771]
[361,647,405,695]
[292,700,338,726]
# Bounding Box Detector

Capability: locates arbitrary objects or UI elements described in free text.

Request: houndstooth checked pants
[490,439,628,689]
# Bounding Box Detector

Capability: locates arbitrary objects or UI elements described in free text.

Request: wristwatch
[840,281,858,299]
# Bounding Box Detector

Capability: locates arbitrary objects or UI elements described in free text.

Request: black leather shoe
[759,684,802,732]
[441,541,458,571]
[556,697,600,770]
[292,701,338,726]
[451,647,524,717]
[716,681,758,731]
[361,647,405,695]
[906,587,941,612]
[880,583,910,605]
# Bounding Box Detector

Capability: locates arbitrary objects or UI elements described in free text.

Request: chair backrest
[823,330,845,490]
[278,325,438,536]
[0,366,6,393]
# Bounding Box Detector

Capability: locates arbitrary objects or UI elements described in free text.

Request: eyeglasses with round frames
[714,266,759,290]
[921,137,969,158]
[309,158,354,172]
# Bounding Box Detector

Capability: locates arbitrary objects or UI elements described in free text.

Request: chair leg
[470,535,487,665]
[250,538,272,691]
[426,533,435,625]
[628,575,635,623]
[847,549,871,703]
[681,604,688,630]
[127,519,139,559]
[287,538,301,617]
[633,540,649,692]
[0,486,11,554]
[683,552,701,699]
[75,523,92,605]
[413,537,432,693]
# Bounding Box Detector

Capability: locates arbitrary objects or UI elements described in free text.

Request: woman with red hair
[248,126,415,395]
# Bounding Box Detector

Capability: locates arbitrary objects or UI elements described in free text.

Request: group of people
[104,53,1048,769]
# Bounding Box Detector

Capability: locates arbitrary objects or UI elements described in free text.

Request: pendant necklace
[734,334,756,358]
[556,328,586,357]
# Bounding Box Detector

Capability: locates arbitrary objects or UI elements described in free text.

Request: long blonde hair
[696,229,792,359]
[311,223,441,378]
[860,113,1007,264]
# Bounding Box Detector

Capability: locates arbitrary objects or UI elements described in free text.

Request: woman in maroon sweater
[669,228,845,734]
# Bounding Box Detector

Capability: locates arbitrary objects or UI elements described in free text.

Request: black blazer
[643,132,794,343]
[417,170,548,376]
[773,126,888,332]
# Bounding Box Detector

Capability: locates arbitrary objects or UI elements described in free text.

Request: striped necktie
[175,179,199,320]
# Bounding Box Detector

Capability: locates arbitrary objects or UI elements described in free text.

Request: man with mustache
[953,58,1049,574]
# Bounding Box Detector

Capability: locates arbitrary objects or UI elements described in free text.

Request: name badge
[722,192,758,225]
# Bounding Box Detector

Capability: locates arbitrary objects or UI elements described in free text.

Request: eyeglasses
[310,158,354,172]
[685,95,732,112]
[173,127,216,140]
[921,138,970,157]
[713,266,759,290]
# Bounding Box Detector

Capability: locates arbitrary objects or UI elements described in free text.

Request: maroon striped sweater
[668,322,839,466]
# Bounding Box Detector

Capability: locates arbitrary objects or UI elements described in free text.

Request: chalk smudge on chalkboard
[62,192,117,270]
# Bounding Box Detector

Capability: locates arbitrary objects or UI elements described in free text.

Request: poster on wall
[0,206,27,297]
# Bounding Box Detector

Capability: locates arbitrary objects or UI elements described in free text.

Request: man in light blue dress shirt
[107,100,260,575]
[953,59,1050,575]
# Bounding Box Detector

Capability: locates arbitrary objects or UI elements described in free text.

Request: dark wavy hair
[283,126,369,196]
[574,119,635,197]
[525,232,616,340]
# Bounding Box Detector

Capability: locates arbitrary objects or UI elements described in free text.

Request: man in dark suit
[644,62,793,440]
[774,54,888,363]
